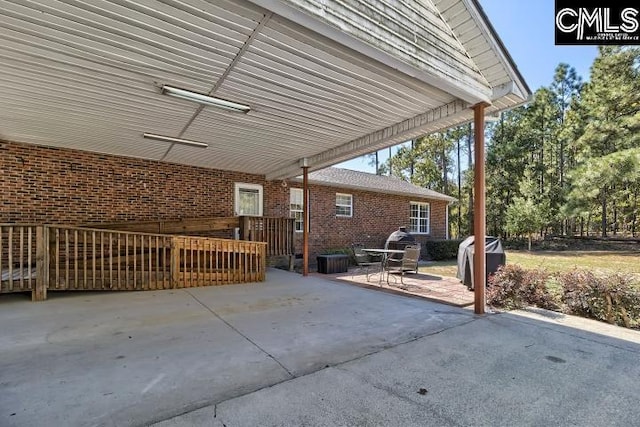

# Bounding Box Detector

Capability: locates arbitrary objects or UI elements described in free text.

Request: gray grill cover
[457,236,506,290]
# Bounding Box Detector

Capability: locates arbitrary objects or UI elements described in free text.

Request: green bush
[558,269,640,329]
[424,239,463,261]
[487,264,560,310]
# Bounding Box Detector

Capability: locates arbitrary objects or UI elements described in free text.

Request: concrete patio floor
[2,268,640,427]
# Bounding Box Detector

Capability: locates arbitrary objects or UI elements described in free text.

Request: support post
[473,102,489,315]
[239,216,251,240]
[170,237,180,289]
[302,166,309,276]
[33,226,48,301]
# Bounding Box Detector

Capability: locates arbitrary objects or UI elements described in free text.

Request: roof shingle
[293,168,456,202]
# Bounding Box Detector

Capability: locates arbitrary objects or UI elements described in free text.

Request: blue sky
[339,0,599,173]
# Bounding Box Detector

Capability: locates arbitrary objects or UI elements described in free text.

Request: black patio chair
[351,243,382,282]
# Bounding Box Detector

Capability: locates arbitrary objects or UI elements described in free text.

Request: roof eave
[289,177,457,203]
[466,0,532,100]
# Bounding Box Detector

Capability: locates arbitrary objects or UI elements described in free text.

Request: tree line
[373,46,640,244]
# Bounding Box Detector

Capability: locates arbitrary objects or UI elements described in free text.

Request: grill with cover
[457,236,506,290]
[384,226,417,260]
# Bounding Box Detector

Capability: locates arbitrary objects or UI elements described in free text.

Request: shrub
[558,269,640,329]
[424,239,463,261]
[488,265,640,329]
[487,264,560,310]
[502,238,528,251]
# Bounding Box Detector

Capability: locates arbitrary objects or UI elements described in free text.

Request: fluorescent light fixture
[143,133,208,148]
[161,85,251,113]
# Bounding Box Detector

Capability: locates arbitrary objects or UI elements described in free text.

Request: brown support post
[473,102,489,314]
[302,165,309,276]
[239,216,251,241]
[33,226,48,301]
[170,237,180,289]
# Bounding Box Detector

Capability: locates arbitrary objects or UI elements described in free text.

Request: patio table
[362,248,405,285]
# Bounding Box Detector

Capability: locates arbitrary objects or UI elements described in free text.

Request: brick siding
[285,185,448,261]
[1,140,449,261]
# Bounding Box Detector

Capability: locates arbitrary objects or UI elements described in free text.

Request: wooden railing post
[170,236,180,289]
[259,243,266,281]
[239,216,251,240]
[33,225,48,301]
[287,218,295,270]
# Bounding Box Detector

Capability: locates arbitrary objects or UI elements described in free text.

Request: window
[336,193,353,217]
[234,183,263,216]
[409,202,430,234]
[290,188,304,232]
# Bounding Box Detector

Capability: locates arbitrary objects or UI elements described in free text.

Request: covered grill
[384,227,417,260]
[457,236,506,290]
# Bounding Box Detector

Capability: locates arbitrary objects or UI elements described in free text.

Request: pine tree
[506,171,549,250]
[570,46,640,236]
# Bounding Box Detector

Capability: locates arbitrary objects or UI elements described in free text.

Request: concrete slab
[185,270,473,376]
[0,289,291,427]
[204,311,640,427]
[4,269,640,427]
[0,269,472,427]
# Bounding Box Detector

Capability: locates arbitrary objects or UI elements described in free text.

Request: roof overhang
[0,0,530,180]
[290,175,458,203]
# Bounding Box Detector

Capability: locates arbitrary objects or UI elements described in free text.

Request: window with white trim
[290,188,304,232]
[234,183,263,216]
[336,193,353,217]
[409,202,430,234]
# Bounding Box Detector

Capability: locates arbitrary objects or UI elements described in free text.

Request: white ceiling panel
[0,0,529,179]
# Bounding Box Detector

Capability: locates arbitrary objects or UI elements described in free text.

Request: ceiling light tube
[161,85,251,113]
[143,133,208,148]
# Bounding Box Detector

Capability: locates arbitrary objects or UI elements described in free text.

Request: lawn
[420,250,640,278]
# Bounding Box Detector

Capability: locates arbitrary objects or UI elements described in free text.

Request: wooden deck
[1,224,267,301]
[87,216,295,258]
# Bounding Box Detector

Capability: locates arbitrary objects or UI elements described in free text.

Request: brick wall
[286,184,449,261]
[1,140,450,262]
[0,141,267,228]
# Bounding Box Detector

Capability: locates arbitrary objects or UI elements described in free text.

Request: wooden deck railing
[0,224,37,294]
[1,224,267,301]
[171,235,265,287]
[86,216,296,257]
[240,216,295,257]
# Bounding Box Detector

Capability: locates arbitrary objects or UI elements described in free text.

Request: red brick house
[1,141,453,263]
[287,168,455,260]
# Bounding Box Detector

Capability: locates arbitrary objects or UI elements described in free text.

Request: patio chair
[352,243,383,282]
[386,244,421,285]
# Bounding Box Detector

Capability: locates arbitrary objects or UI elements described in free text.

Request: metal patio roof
[0,0,530,180]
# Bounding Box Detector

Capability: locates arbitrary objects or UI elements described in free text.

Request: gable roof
[292,168,457,202]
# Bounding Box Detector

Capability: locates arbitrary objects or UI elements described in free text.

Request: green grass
[420,250,640,278]
[419,259,458,278]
